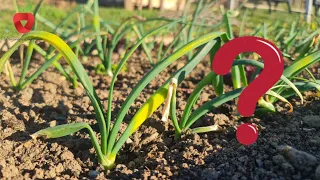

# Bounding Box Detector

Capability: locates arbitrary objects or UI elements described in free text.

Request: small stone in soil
[60,151,74,161]
[214,114,229,126]
[88,170,99,178]
[1,165,19,178]
[181,163,188,168]
[74,87,84,96]
[303,115,320,128]
[201,168,220,180]
[88,106,94,111]
[29,110,36,118]
[63,160,82,176]
[255,159,263,168]
[128,161,135,168]
[33,168,44,179]
[49,120,57,127]
[47,167,56,178]
[316,165,320,180]
[281,162,295,174]
[55,163,64,174]
[55,114,67,122]
[278,145,317,171]
[272,155,286,165]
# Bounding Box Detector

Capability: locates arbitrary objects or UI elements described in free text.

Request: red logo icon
[236,123,259,146]
[13,13,34,33]
[212,36,284,145]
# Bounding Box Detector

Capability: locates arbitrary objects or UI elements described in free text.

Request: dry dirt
[0,51,319,180]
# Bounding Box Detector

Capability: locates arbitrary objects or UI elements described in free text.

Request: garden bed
[0,52,319,179]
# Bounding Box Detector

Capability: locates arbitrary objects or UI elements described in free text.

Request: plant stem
[93,0,109,76]
[13,0,19,12]
[169,78,182,137]
[180,72,215,129]
[5,62,17,88]
[84,124,111,169]
[184,88,244,130]
[187,0,204,60]
[18,41,35,87]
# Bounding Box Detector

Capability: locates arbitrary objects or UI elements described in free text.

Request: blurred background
[0,0,312,12]
[1,0,319,39]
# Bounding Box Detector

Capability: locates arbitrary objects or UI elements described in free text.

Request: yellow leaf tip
[30,133,38,140]
[30,133,46,140]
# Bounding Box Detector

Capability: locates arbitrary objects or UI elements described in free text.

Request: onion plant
[160,42,320,139]
[7,0,85,90]
[240,9,320,60]
[158,9,320,137]
[6,1,112,90]
[237,9,320,98]
[160,42,310,138]
[33,0,114,76]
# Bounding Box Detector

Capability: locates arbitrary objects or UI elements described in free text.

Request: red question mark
[212,36,284,145]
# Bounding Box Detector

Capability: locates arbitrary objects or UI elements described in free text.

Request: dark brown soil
[0,52,319,180]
